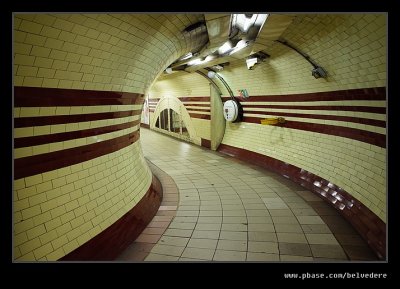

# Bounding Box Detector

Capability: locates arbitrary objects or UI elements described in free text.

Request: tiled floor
[116,129,379,262]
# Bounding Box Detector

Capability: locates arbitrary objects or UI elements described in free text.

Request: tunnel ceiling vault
[166,13,295,74]
[14,13,211,95]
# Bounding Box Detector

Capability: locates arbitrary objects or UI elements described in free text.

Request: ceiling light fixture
[180,52,193,61]
[213,65,224,71]
[231,14,268,34]
[229,39,249,55]
[187,58,202,66]
[246,58,258,70]
[204,55,214,62]
[187,55,214,66]
[218,41,233,54]
[245,52,269,70]
[232,14,256,33]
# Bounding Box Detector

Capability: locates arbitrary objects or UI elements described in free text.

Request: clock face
[223,100,238,122]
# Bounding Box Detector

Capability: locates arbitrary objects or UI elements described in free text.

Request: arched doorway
[150,96,200,145]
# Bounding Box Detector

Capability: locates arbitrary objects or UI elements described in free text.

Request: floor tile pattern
[117,129,378,262]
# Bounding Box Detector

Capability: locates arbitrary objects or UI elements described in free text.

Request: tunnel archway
[151,96,200,144]
[13,13,387,261]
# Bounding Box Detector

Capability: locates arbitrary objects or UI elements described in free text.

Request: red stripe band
[14,110,141,128]
[244,110,386,127]
[14,120,140,148]
[242,117,386,148]
[14,86,144,107]
[14,131,140,179]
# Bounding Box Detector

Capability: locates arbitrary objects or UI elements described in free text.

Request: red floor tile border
[59,174,162,261]
[217,143,386,260]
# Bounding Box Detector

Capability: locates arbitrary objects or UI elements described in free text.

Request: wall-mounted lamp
[246,58,258,70]
[245,52,269,70]
[311,66,327,79]
[207,70,216,79]
[213,65,224,71]
[276,39,328,79]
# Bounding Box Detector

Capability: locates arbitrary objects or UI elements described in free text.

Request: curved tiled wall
[13,13,387,260]
[147,14,387,258]
[13,13,204,261]
[217,14,387,222]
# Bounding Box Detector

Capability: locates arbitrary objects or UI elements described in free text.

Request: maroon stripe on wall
[222,87,386,102]
[242,117,386,148]
[14,131,140,180]
[14,86,144,107]
[140,123,150,129]
[14,120,140,148]
[189,113,211,120]
[60,174,162,261]
[244,110,386,127]
[178,96,210,102]
[14,110,141,128]
[201,138,211,149]
[182,103,210,108]
[186,107,211,112]
[243,104,386,114]
[217,143,386,259]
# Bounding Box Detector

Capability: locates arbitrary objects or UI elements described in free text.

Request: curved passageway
[117,129,378,261]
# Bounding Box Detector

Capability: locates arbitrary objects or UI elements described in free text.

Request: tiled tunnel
[13,13,386,262]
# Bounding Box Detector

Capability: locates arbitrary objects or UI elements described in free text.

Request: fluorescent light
[236,40,247,49]
[232,14,256,33]
[243,14,257,32]
[246,57,258,69]
[204,55,214,62]
[255,14,268,27]
[207,71,216,78]
[180,52,193,60]
[229,39,248,55]
[187,58,202,65]
[187,55,213,66]
[214,65,224,71]
[232,14,268,33]
[246,58,258,66]
[218,41,232,54]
